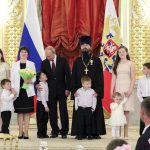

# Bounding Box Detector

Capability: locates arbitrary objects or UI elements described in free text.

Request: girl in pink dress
[110,46,136,139]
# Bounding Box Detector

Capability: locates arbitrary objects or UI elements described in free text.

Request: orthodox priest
[71,36,106,139]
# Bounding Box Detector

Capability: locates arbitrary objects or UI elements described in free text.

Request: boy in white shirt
[36,72,49,138]
[137,62,150,135]
[75,76,97,140]
[0,79,16,134]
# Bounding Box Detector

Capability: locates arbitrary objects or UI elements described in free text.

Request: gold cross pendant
[84,68,89,75]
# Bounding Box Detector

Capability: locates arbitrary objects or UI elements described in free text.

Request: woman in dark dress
[11,46,36,139]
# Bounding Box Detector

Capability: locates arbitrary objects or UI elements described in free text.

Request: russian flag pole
[19,0,45,124]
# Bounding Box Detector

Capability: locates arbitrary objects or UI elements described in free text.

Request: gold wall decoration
[3,0,24,66]
[130,0,150,78]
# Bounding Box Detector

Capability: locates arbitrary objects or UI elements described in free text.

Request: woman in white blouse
[0,49,10,132]
[11,46,36,139]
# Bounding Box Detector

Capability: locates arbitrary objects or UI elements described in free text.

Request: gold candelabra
[0,133,19,150]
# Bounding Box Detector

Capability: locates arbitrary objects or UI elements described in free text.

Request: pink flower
[114,144,132,150]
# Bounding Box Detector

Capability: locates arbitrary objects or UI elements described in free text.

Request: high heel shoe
[18,134,24,139]
[18,132,24,139]
[23,132,29,139]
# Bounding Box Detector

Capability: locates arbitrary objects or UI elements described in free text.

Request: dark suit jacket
[135,125,150,150]
[41,56,71,98]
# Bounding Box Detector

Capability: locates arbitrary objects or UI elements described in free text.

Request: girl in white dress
[109,92,127,139]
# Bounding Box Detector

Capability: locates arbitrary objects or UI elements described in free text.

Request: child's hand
[45,106,49,112]
[91,108,94,113]
[11,88,17,96]
[36,83,43,91]
[93,91,98,97]
[24,79,32,84]
[74,91,79,97]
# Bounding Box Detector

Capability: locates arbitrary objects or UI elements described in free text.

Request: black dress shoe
[50,134,58,138]
[77,136,82,140]
[24,136,29,139]
[88,136,93,140]
[18,135,24,139]
[62,135,67,139]
[37,135,44,138]
[82,135,87,139]
[43,135,49,138]
[75,136,78,139]
[93,135,101,139]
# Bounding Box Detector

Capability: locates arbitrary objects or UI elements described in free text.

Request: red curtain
[42,0,119,67]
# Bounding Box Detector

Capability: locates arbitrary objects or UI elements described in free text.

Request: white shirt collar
[81,87,91,91]
[50,54,57,66]
[144,75,150,79]
[142,124,150,134]
[53,54,56,62]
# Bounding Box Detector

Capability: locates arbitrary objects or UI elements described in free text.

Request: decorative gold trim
[130,0,150,79]
[3,0,24,66]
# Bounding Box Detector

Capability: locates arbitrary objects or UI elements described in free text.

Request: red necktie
[51,60,56,72]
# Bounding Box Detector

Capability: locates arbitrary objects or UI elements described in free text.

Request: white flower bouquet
[19,68,35,89]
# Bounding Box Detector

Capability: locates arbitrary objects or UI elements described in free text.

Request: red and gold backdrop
[42,0,119,67]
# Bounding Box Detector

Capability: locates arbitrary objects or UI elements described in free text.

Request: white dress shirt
[50,55,57,68]
[75,87,97,111]
[137,75,150,102]
[37,81,49,107]
[0,89,15,112]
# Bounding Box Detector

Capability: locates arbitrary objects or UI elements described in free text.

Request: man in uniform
[71,36,106,139]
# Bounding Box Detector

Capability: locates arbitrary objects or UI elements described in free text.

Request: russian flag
[19,0,45,113]
[19,0,45,71]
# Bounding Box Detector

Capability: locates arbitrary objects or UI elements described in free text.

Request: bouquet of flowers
[19,68,36,89]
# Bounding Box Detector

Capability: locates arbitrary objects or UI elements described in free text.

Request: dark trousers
[1,111,11,134]
[36,101,48,136]
[49,96,69,135]
[77,107,92,137]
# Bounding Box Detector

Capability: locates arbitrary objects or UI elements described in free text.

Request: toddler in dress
[109,92,127,139]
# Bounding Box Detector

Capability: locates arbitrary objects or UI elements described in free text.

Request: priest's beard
[82,50,90,64]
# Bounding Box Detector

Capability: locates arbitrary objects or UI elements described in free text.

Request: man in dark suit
[135,97,150,150]
[41,46,71,138]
